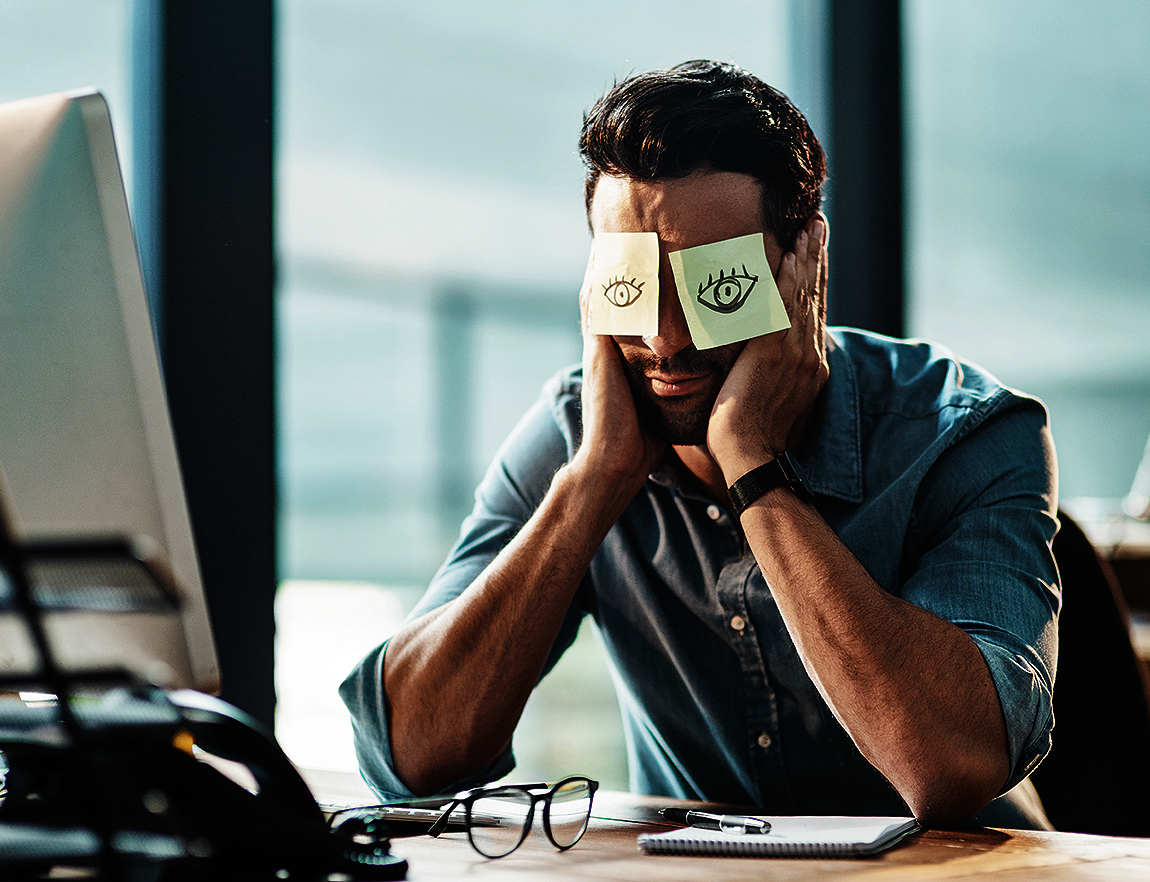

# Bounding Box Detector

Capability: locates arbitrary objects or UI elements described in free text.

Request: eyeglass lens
[544,778,594,848]
[466,778,595,858]
[467,788,534,858]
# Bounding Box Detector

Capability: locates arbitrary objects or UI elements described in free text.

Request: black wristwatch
[727,451,813,516]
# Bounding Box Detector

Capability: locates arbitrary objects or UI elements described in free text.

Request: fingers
[788,218,827,343]
[772,218,830,399]
[582,326,615,376]
[798,218,826,301]
[578,242,597,337]
[578,324,665,484]
[808,213,829,326]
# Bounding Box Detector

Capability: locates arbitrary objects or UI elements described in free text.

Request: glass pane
[278,1,801,583]
[0,2,132,184]
[906,1,1150,502]
[276,0,819,785]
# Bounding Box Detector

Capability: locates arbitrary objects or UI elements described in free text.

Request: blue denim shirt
[342,329,1060,820]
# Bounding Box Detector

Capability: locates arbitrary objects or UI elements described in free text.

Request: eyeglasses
[428,776,599,859]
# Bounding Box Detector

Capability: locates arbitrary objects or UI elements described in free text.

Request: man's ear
[814,210,829,247]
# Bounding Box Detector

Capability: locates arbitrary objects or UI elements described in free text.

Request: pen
[659,808,771,834]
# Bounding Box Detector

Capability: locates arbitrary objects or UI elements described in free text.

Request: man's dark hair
[579,60,826,249]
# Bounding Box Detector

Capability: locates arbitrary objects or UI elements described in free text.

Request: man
[341,60,1059,828]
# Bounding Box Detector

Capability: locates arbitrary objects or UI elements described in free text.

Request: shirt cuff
[970,636,1054,792]
[339,639,517,801]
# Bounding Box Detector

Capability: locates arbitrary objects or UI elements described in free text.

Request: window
[906,1,1150,503]
[0,2,131,175]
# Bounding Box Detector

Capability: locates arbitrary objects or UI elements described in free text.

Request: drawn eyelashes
[602,276,645,307]
[697,265,757,313]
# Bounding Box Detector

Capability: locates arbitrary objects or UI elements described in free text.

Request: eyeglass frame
[427,775,599,858]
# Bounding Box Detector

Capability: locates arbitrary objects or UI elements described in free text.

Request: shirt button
[706,504,722,521]
[730,615,746,632]
[757,732,772,750]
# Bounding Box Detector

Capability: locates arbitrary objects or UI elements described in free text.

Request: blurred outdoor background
[2,1,1147,790]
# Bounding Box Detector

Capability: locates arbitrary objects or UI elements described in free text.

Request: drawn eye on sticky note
[669,233,790,350]
[587,232,660,337]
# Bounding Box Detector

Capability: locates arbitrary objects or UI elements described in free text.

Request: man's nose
[643,283,694,359]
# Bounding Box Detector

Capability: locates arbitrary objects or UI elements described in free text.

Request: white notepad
[638,815,919,858]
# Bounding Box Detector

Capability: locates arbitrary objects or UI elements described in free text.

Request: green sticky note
[587,232,660,337]
[669,233,790,349]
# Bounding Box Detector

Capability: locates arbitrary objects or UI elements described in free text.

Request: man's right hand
[572,276,665,512]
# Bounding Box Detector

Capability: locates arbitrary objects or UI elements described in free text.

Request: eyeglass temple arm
[427,799,464,838]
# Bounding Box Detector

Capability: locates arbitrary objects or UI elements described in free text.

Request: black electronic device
[0,540,406,880]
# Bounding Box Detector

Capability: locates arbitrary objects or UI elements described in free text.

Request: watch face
[777,452,814,503]
[777,451,800,482]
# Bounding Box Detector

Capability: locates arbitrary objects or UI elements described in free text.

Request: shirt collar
[799,331,864,503]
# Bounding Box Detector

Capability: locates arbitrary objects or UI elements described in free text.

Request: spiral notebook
[638,815,919,858]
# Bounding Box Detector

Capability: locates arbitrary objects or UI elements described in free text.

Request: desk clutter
[318,784,919,866]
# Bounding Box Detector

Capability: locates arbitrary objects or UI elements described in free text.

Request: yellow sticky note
[669,233,790,349]
[587,232,660,337]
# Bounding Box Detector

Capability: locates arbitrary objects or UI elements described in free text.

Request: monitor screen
[0,90,219,692]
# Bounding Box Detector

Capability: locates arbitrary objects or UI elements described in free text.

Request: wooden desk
[390,825,1150,882]
[305,773,1150,882]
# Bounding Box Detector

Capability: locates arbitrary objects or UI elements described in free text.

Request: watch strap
[727,451,812,516]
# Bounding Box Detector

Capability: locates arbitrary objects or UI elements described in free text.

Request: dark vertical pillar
[132,1,277,727]
[827,0,905,337]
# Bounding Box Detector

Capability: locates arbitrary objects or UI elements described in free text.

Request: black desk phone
[0,687,407,880]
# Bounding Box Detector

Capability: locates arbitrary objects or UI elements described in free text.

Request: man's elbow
[389,695,515,798]
[898,749,1010,827]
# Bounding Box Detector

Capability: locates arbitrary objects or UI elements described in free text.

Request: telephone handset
[0,687,407,878]
[168,689,324,823]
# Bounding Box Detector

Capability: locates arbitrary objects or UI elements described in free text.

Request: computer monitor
[0,90,219,692]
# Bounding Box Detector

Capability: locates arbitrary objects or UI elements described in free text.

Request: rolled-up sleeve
[901,399,1060,791]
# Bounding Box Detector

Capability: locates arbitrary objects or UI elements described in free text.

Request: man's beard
[621,347,734,446]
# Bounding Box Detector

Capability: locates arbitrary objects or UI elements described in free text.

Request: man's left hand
[707,213,829,482]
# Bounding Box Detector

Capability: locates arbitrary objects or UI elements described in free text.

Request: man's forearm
[739,488,1010,825]
[382,461,639,796]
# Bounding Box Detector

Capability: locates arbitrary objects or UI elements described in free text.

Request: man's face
[588,170,784,445]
